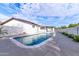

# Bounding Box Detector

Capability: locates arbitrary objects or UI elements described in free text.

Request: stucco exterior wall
[3,19,47,35]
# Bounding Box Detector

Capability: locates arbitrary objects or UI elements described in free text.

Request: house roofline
[0,17,54,28]
[0,17,41,26]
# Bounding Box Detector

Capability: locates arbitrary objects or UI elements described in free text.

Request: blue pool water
[14,33,52,46]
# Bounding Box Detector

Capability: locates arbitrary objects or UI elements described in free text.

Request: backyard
[0,29,79,56]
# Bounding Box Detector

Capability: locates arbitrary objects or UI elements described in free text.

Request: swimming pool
[13,33,52,47]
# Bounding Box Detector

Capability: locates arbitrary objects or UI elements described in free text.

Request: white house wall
[3,26,23,35]
[3,19,47,35]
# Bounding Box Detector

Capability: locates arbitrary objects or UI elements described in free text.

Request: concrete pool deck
[1,31,79,56]
[0,36,61,56]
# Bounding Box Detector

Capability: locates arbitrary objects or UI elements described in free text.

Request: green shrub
[68,34,74,38]
[73,35,79,42]
[62,32,68,36]
[62,32,79,42]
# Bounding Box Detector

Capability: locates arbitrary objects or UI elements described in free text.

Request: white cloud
[0,13,10,20]
[13,12,41,25]
[16,3,79,26]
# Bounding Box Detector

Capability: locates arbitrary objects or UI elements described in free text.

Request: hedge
[61,32,79,42]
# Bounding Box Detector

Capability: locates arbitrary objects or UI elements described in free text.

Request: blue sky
[0,3,79,27]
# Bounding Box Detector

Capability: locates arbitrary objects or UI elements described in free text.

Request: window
[32,25,35,28]
[40,27,45,29]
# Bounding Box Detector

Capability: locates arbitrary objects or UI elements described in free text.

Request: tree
[0,24,3,34]
[68,23,79,28]
[61,26,68,29]
[0,21,7,35]
[0,21,2,34]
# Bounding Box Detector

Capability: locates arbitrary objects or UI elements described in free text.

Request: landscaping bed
[61,32,79,42]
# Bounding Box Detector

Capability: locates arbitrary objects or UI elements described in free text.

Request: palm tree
[0,21,1,33]
[0,21,6,35]
[0,21,3,34]
[0,25,8,35]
